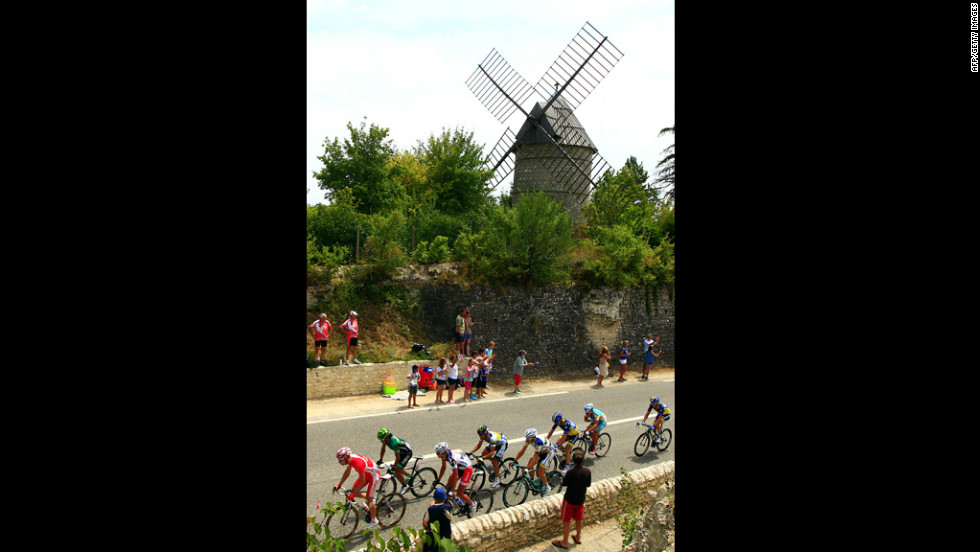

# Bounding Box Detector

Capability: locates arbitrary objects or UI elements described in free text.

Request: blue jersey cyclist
[512,428,556,497]
[582,403,607,454]
[545,412,580,471]
[639,396,671,442]
[469,425,508,488]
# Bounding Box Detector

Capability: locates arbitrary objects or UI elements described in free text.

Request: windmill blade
[522,116,613,206]
[466,49,542,123]
[485,128,517,190]
[533,22,624,113]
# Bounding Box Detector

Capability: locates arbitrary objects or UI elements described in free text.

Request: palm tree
[653,126,674,203]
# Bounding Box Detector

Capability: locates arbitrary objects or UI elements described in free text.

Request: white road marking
[308,391,570,425]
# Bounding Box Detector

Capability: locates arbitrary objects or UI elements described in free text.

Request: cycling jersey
[482,431,507,448]
[442,450,472,470]
[529,437,557,455]
[552,419,579,437]
[384,435,411,453]
[585,409,606,423]
[347,453,381,498]
[647,402,671,421]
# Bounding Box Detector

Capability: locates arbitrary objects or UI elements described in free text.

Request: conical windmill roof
[514,95,596,151]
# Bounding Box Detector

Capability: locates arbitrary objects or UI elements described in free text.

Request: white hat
[350,311,358,317]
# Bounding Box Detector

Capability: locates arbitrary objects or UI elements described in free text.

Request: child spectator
[446,356,459,403]
[434,358,448,404]
[617,340,630,382]
[597,346,611,387]
[462,358,477,402]
[407,365,420,408]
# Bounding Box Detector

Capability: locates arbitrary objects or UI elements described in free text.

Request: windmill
[466,22,624,219]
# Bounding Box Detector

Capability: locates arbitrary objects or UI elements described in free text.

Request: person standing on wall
[340,311,360,365]
[513,349,538,394]
[551,448,591,549]
[463,307,475,357]
[308,313,331,367]
[454,307,466,358]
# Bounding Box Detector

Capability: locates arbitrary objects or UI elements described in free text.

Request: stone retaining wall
[307,360,418,400]
[449,460,675,552]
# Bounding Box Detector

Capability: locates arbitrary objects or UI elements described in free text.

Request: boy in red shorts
[552,449,590,549]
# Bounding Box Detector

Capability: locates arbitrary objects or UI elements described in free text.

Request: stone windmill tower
[466,22,624,220]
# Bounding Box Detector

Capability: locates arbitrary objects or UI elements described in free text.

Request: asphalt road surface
[307,375,674,548]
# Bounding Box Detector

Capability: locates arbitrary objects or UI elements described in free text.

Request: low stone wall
[307,361,418,400]
[450,461,675,552]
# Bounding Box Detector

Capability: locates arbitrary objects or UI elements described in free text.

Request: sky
[307,0,674,206]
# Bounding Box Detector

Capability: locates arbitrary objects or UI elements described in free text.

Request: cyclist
[545,412,580,472]
[582,403,607,454]
[469,425,508,488]
[376,428,413,496]
[434,442,476,515]
[638,396,671,442]
[333,447,381,529]
[512,428,555,497]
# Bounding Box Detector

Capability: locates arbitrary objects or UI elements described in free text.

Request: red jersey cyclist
[333,447,381,529]
[434,442,476,515]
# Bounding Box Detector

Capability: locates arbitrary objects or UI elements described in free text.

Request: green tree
[415,127,493,213]
[313,118,401,214]
[456,192,574,285]
[583,162,654,239]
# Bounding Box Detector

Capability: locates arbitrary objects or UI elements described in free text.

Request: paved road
[307,372,674,549]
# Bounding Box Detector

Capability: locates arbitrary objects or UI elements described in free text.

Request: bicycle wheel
[502,478,529,507]
[470,468,486,491]
[571,436,588,455]
[655,428,672,452]
[376,492,406,528]
[325,502,358,540]
[467,488,493,517]
[409,467,439,498]
[497,458,520,486]
[634,431,651,457]
[595,433,612,457]
[546,470,563,492]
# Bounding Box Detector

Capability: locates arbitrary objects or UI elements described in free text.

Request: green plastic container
[382,380,397,395]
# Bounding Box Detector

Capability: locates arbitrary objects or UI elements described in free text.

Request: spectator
[407,365,420,408]
[596,346,611,388]
[551,449,590,549]
[642,335,663,380]
[617,340,630,382]
[339,311,361,365]
[482,341,496,392]
[454,307,467,357]
[421,487,453,552]
[463,307,475,357]
[475,349,490,399]
[446,356,459,403]
[434,358,448,404]
[462,358,477,402]
[307,313,331,367]
[512,349,538,394]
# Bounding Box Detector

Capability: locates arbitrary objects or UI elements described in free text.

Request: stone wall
[450,460,675,552]
[307,361,420,400]
[307,277,674,391]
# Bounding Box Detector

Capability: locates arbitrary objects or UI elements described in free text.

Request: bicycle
[431,480,494,519]
[375,456,440,498]
[323,486,407,540]
[501,465,563,507]
[465,452,519,489]
[633,422,672,456]
[570,429,612,457]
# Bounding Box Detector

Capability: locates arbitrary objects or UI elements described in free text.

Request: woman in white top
[446,357,460,403]
[435,358,448,404]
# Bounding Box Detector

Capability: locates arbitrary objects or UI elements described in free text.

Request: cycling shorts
[452,465,474,487]
[354,472,380,500]
[595,420,606,433]
[395,447,412,469]
[483,441,507,460]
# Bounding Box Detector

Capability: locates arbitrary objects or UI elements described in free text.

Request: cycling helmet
[525,428,537,439]
[651,396,660,405]
[377,428,390,441]
[336,447,352,462]
[434,442,449,454]
[552,412,563,423]
[477,425,488,436]
[584,403,594,413]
